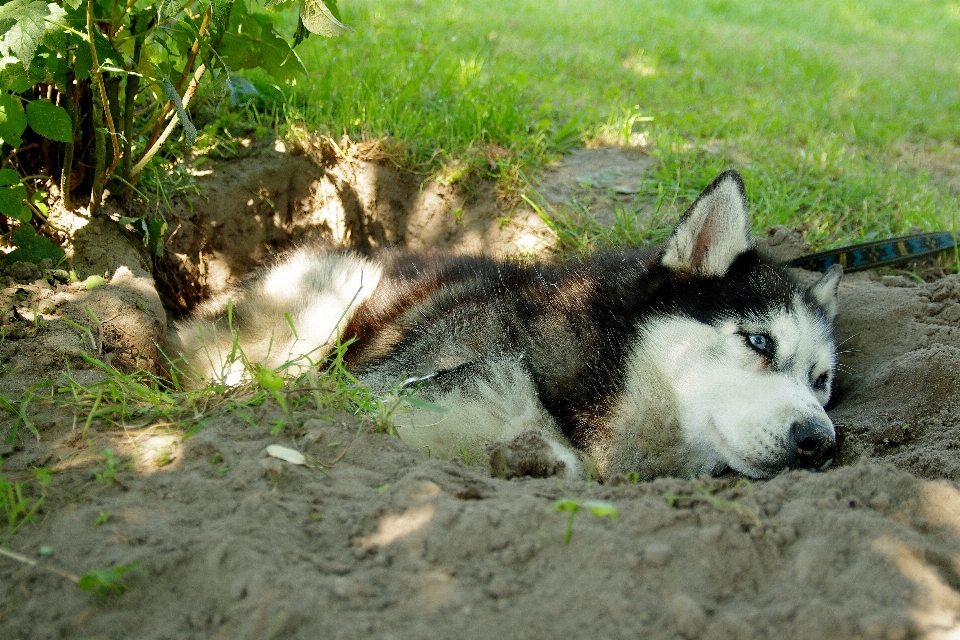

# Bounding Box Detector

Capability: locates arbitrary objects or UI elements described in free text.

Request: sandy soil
[2,144,960,639]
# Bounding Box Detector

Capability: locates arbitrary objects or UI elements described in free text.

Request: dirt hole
[152,140,560,314]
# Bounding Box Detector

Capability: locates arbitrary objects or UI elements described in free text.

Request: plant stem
[112,0,138,37]
[60,72,79,210]
[120,13,145,199]
[86,0,121,181]
[90,86,106,213]
[0,547,80,583]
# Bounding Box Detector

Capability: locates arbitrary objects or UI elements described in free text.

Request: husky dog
[174,170,842,482]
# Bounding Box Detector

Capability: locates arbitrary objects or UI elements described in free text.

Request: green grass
[2,330,412,453]
[277,0,960,248]
[551,498,619,544]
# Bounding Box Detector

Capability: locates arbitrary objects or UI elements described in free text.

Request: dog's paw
[487,431,571,480]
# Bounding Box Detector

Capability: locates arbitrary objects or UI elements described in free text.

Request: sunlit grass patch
[25,331,418,455]
[276,0,959,250]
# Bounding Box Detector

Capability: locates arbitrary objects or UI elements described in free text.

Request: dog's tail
[168,248,383,388]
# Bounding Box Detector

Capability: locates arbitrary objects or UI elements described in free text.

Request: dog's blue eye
[746,333,769,352]
[813,372,829,389]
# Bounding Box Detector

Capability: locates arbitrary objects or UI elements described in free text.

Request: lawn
[283,0,960,249]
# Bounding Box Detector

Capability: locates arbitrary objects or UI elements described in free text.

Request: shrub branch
[86,0,121,187]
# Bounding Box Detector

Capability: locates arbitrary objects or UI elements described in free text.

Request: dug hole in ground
[2,141,960,640]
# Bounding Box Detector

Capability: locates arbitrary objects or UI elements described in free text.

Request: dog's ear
[808,263,843,321]
[662,170,753,277]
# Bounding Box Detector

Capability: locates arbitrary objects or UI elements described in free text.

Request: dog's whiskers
[836,333,860,348]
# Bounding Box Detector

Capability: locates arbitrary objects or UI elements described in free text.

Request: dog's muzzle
[790,420,837,470]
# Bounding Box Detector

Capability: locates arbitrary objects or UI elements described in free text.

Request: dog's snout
[790,420,837,469]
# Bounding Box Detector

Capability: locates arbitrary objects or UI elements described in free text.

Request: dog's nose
[790,420,837,469]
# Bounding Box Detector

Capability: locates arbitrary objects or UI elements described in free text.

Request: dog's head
[650,170,842,478]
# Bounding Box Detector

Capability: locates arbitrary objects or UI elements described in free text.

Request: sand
[2,144,960,639]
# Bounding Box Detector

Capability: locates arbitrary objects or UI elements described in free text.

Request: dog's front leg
[486,430,584,481]
[370,355,584,481]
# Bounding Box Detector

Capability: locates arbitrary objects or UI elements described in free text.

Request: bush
[0,0,351,259]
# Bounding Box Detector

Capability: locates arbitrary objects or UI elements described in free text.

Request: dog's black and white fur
[174,170,842,482]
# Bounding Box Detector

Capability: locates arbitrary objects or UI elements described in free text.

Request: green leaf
[70,25,118,81]
[72,33,90,80]
[299,0,353,37]
[77,563,138,602]
[0,184,27,218]
[6,224,64,265]
[255,366,285,393]
[9,75,31,94]
[582,500,619,520]
[28,190,47,216]
[32,467,52,487]
[0,0,67,70]
[293,16,308,47]
[550,498,618,519]
[321,0,344,21]
[157,0,187,20]
[92,24,120,69]
[25,99,72,142]
[84,275,105,290]
[0,92,26,148]
[0,63,32,94]
[0,168,19,187]
[551,498,581,514]
[219,8,306,81]
[145,217,167,256]
[209,0,236,44]
[37,5,66,57]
